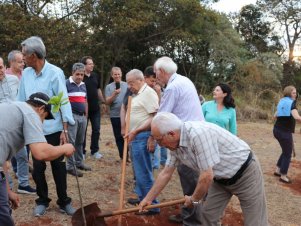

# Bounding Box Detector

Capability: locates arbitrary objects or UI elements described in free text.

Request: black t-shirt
[83,72,101,112]
[274,100,297,133]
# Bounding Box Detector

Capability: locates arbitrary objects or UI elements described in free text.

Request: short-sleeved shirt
[0,102,46,168]
[202,100,237,135]
[83,72,101,113]
[166,121,250,179]
[0,75,19,103]
[274,97,296,133]
[129,83,159,131]
[105,81,128,118]
[66,77,87,114]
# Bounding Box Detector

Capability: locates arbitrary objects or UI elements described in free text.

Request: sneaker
[127,198,140,205]
[91,152,103,159]
[77,164,92,171]
[67,168,83,177]
[60,203,76,216]
[17,185,36,195]
[34,204,48,217]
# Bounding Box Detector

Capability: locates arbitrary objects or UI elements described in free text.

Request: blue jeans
[152,145,167,169]
[0,172,14,226]
[83,110,101,155]
[273,127,293,175]
[10,147,30,187]
[131,131,159,212]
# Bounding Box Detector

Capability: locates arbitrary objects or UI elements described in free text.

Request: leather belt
[214,152,253,186]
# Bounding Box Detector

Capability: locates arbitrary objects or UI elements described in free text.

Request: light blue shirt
[158,73,204,121]
[202,100,237,135]
[17,60,75,135]
[0,74,19,103]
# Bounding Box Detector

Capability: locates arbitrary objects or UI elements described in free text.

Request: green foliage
[48,92,69,113]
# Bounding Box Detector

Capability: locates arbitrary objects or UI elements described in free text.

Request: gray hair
[154,56,177,74]
[21,36,46,59]
[111,66,122,75]
[152,112,183,135]
[126,69,144,80]
[7,50,22,63]
[72,62,85,73]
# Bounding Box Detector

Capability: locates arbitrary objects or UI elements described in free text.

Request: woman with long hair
[273,85,301,183]
[202,83,237,135]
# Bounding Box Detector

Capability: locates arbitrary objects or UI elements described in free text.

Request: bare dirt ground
[11,116,301,226]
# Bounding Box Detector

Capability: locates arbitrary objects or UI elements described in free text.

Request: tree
[257,0,301,86]
[235,4,283,55]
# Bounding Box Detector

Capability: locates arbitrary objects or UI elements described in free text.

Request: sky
[211,0,257,13]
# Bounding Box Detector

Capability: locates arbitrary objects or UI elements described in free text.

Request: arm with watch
[184,167,214,208]
[60,122,69,145]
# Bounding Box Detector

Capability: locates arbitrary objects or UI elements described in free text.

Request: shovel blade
[71,202,107,226]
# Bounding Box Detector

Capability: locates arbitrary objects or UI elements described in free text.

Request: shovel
[71,198,185,226]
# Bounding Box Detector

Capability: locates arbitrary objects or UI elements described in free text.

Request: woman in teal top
[202,83,237,135]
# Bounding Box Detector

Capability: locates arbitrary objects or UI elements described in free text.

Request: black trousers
[110,117,125,159]
[32,131,71,207]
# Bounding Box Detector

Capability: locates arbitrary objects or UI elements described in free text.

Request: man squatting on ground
[0,92,75,226]
[139,112,269,226]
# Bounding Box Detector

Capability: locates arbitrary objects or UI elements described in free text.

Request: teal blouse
[202,100,237,135]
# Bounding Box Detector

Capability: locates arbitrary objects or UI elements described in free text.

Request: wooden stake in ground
[118,96,132,225]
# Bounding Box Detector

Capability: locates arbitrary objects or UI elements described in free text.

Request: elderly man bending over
[139,112,268,226]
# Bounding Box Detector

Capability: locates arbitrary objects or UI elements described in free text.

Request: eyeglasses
[152,134,166,144]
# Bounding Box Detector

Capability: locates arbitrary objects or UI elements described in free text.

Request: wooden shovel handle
[98,198,185,218]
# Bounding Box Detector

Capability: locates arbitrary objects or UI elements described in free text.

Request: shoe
[169,214,183,223]
[91,152,103,159]
[279,176,292,184]
[77,164,92,171]
[135,211,160,216]
[17,185,36,195]
[34,204,48,217]
[60,203,76,216]
[127,198,140,205]
[273,172,281,177]
[67,168,83,177]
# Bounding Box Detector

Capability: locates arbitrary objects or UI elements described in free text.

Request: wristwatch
[190,196,201,205]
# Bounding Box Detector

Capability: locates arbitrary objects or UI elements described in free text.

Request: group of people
[2,34,299,226]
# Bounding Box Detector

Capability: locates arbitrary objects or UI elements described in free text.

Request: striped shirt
[166,121,251,179]
[66,77,87,114]
[158,73,204,121]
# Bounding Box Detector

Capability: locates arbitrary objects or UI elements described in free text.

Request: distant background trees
[1,0,301,119]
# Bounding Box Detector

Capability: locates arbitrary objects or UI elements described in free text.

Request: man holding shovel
[139,112,268,226]
[151,56,204,225]
[125,69,160,215]
[0,92,75,226]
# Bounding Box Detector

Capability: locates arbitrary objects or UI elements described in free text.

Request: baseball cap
[28,92,55,120]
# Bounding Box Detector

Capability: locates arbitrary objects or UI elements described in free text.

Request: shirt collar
[69,76,84,86]
[179,123,189,148]
[38,60,49,77]
[167,73,178,87]
[138,83,147,94]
